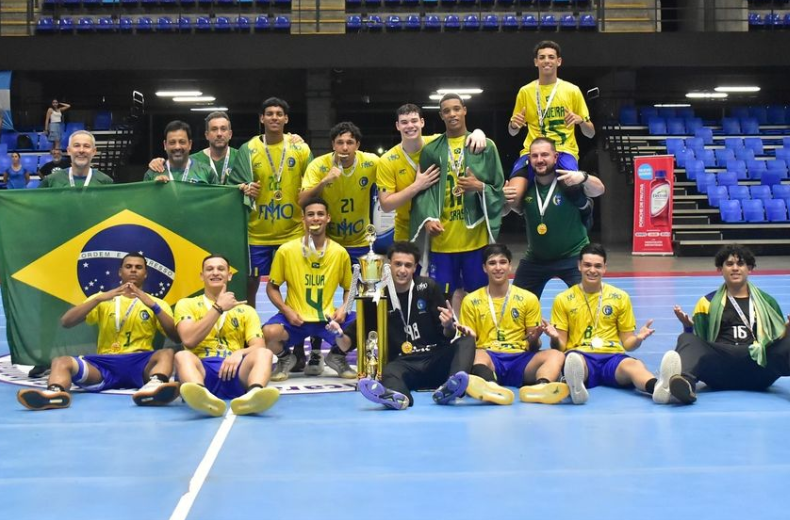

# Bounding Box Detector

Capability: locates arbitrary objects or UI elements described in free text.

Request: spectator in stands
[505,138,604,299]
[3,152,31,189]
[39,130,112,188]
[44,99,71,151]
[39,148,71,178]
[671,244,790,404]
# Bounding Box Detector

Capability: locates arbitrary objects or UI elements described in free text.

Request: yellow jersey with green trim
[433,135,488,253]
[460,286,541,353]
[302,151,379,248]
[174,295,263,359]
[85,293,172,355]
[268,237,352,322]
[235,135,313,246]
[511,79,590,159]
[378,134,440,242]
[550,283,635,354]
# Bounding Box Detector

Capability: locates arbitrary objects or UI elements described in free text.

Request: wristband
[212,303,224,314]
[151,303,162,315]
[683,326,693,334]
[581,171,589,184]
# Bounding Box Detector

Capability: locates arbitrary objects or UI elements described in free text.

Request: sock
[645,377,657,394]
[149,373,169,383]
[536,378,550,385]
[470,364,496,382]
[329,345,346,356]
[48,384,66,392]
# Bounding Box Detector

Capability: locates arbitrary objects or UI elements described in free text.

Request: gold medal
[452,185,464,197]
[273,189,283,201]
[110,342,121,353]
[591,336,604,349]
[401,341,413,354]
[537,223,548,235]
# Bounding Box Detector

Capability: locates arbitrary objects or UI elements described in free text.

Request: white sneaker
[133,378,179,406]
[304,352,324,376]
[653,350,682,404]
[564,354,589,405]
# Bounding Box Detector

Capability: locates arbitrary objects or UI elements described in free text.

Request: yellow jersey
[268,237,352,322]
[511,79,590,159]
[460,285,541,353]
[302,151,379,248]
[550,283,636,354]
[85,293,172,355]
[174,295,263,359]
[234,135,313,246]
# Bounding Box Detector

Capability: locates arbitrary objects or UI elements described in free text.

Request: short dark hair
[530,136,557,151]
[534,40,562,58]
[301,196,329,213]
[330,121,362,142]
[121,252,148,269]
[579,243,607,262]
[387,241,421,264]
[396,104,422,119]
[439,93,465,107]
[482,244,512,263]
[164,120,192,141]
[261,97,290,115]
[202,254,230,269]
[714,244,756,269]
[204,111,231,131]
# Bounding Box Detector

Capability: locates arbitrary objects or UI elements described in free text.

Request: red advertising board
[632,155,675,255]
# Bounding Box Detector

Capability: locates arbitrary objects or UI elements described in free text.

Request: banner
[0,71,12,131]
[632,155,674,255]
[0,182,249,365]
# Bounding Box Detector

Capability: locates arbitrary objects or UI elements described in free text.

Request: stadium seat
[765,199,789,222]
[425,15,441,30]
[765,12,782,29]
[772,184,790,199]
[619,106,638,126]
[215,16,231,31]
[783,137,790,149]
[775,148,790,163]
[767,105,787,125]
[482,15,499,30]
[196,16,211,31]
[20,155,38,172]
[559,14,576,30]
[717,171,738,187]
[118,16,134,32]
[740,117,760,135]
[26,179,41,189]
[657,107,676,119]
[746,158,766,180]
[749,184,772,202]
[696,172,716,194]
[727,185,750,202]
[462,15,480,30]
[157,17,174,32]
[136,17,154,32]
[700,149,716,168]
[37,133,50,150]
[666,118,686,135]
[38,154,53,167]
[694,127,713,145]
[726,159,747,180]
[735,147,755,162]
[707,185,728,208]
[730,106,749,119]
[741,199,766,222]
[255,15,270,31]
[647,117,666,135]
[677,107,695,119]
[719,200,743,223]
[748,13,763,30]
[274,15,291,31]
[58,17,75,32]
[579,14,595,31]
[724,137,743,151]
[502,15,518,30]
[522,14,538,30]
[176,16,190,32]
[761,169,783,186]
[639,107,658,125]
[405,15,421,30]
[36,17,56,34]
[685,159,704,182]
[721,117,741,134]
[540,15,557,30]
[676,149,695,169]
[684,137,704,154]
[743,137,764,155]
[444,15,460,30]
[715,148,735,167]
[346,15,362,31]
[97,16,116,32]
[665,138,684,156]
[367,15,383,30]
[766,159,788,176]
[386,15,402,31]
[685,118,703,134]
[748,107,768,125]
[235,16,250,31]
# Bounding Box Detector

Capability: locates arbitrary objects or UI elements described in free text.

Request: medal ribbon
[486,285,512,337]
[581,283,604,336]
[68,167,92,187]
[114,296,139,333]
[166,159,192,182]
[206,148,231,184]
[727,293,757,342]
[395,281,415,339]
[447,142,465,177]
[302,235,327,259]
[399,140,422,173]
[535,177,558,224]
[535,79,561,135]
[264,135,289,190]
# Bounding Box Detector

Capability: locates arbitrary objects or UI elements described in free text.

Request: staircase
[0,0,32,36]
[601,0,658,33]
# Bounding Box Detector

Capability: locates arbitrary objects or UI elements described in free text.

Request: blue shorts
[250,245,279,278]
[73,351,155,391]
[201,357,247,399]
[488,350,536,387]
[265,311,356,350]
[567,351,632,389]
[345,246,370,265]
[429,247,487,295]
[510,151,579,180]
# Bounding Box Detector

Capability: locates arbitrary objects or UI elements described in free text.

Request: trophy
[358,225,385,297]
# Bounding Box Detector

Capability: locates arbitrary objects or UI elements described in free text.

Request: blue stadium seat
[701,149,716,168]
[766,159,788,176]
[522,14,538,30]
[177,16,191,32]
[761,169,783,186]
[685,118,703,134]
[657,107,676,119]
[196,16,211,31]
[765,12,782,29]
[136,17,154,32]
[740,117,760,135]
[748,13,763,30]
[425,15,441,30]
[157,17,174,32]
[723,137,743,150]
[727,185,750,202]
[726,159,747,180]
[39,154,53,167]
[783,137,790,149]
[684,137,704,154]
[118,16,134,32]
[749,184,772,202]
[235,16,250,31]
[462,15,480,30]
[502,14,518,30]
[741,199,766,222]
[639,107,657,125]
[619,106,638,126]
[665,137,684,156]
[707,185,728,208]
[746,158,765,180]
[647,117,666,135]
[721,117,741,134]
[777,148,790,163]
[772,184,790,199]
[685,159,704,181]
[444,15,460,30]
[715,148,735,167]
[579,13,596,30]
[215,16,231,31]
[765,199,789,222]
[666,118,686,135]
[717,171,738,187]
[58,17,75,32]
[767,105,787,125]
[694,127,713,145]
[274,15,291,31]
[37,17,56,33]
[676,149,695,169]
[540,15,557,30]
[120,0,138,6]
[735,147,755,162]
[743,137,764,155]
[677,107,695,119]
[559,14,576,30]
[748,107,768,125]
[346,15,362,31]
[26,179,41,189]
[255,15,270,31]
[37,133,50,151]
[696,172,716,194]
[730,106,749,119]
[719,200,743,223]
[20,155,38,172]
[367,15,383,30]
[405,15,421,30]
[386,15,402,30]
[482,14,499,30]
[97,16,116,32]
[160,0,178,5]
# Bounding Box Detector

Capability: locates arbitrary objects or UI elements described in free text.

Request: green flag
[0,182,249,365]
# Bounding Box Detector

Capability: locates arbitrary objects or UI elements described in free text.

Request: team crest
[511,308,520,319]
[603,305,613,316]
[288,157,296,167]
[417,299,426,311]
[140,310,150,321]
[231,317,240,328]
[553,194,563,205]
[359,177,369,188]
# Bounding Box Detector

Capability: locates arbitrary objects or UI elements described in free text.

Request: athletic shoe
[652,350,682,404]
[291,354,306,373]
[669,374,697,404]
[465,374,514,405]
[180,382,226,417]
[230,386,280,415]
[432,371,469,405]
[304,351,324,376]
[325,351,357,379]
[271,352,297,382]
[17,388,71,411]
[28,365,50,379]
[564,354,588,405]
[519,382,570,404]
[132,379,180,406]
[358,378,408,410]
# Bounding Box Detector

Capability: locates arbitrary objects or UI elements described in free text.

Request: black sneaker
[28,365,51,378]
[669,374,697,404]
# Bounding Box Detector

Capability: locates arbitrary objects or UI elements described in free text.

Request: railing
[602,119,636,185]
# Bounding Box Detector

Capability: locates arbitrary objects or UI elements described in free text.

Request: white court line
[169,411,237,520]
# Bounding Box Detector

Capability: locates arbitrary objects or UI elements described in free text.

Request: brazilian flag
[0,182,249,365]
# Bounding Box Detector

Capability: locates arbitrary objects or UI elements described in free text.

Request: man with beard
[143,120,218,184]
[38,131,113,188]
[38,147,71,178]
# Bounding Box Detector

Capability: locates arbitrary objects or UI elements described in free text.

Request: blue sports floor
[2,274,790,520]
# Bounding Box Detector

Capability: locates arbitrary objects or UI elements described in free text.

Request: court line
[169,411,237,520]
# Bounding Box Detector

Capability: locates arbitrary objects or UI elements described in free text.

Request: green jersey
[38,168,113,188]
[190,147,239,185]
[143,159,218,184]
